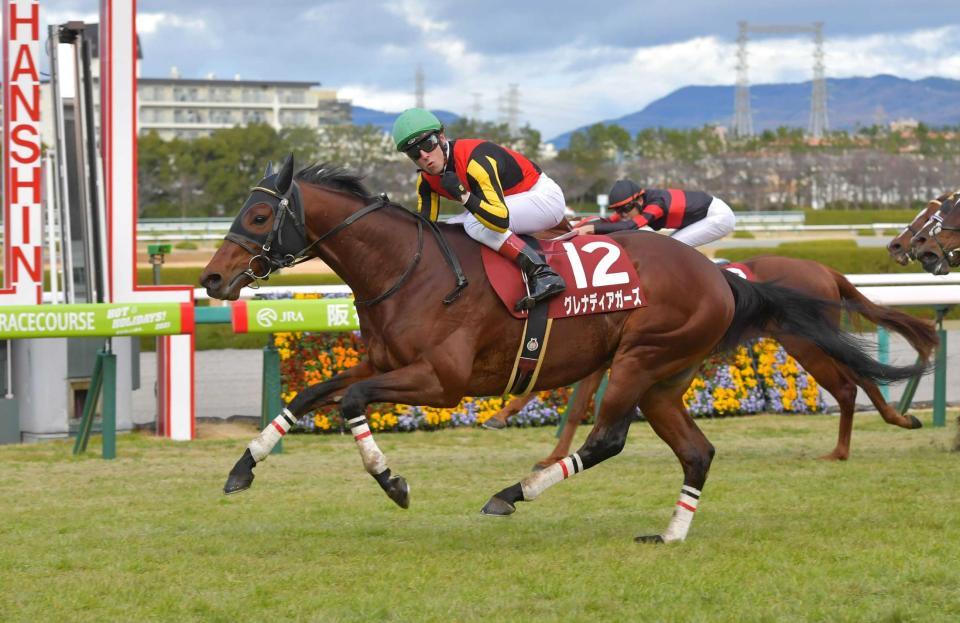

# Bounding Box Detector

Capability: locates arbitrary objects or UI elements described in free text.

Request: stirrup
[514,283,565,312]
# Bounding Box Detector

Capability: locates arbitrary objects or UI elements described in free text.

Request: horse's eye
[253,214,268,225]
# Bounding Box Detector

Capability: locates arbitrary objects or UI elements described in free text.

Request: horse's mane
[295,162,371,200]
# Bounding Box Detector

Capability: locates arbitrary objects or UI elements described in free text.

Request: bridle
[923,211,960,267]
[224,174,468,306]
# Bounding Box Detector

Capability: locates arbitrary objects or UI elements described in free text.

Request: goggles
[403,132,441,161]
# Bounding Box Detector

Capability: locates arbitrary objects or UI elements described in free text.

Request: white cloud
[356,24,960,137]
[136,12,208,35]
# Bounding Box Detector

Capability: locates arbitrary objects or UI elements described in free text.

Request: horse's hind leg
[634,380,714,544]
[480,364,643,517]
[224,360,375,495]
[859,379,923,430]
[779,338,858,461]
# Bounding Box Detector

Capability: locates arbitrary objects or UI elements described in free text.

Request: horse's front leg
[337,359,454,509]
[224,360,375,495]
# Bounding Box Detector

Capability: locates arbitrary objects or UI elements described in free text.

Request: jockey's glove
[441,171,467,200]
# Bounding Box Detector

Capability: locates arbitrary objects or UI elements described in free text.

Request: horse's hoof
[482,418,507,431]
[480,496,516,516]
[223,448,257,495]
[385,475,410,509]
[908,415,923,429]
[224,472,254,495]
[817,451,847,461]
[634,534,665,544]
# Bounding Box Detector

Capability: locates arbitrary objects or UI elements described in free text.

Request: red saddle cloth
[721,262,756,281]
[482,234,646,320]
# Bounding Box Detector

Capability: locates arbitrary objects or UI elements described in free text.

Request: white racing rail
[190,273,960,306]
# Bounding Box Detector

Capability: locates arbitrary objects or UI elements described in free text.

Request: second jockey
[574,179,736,247]
[392,108,566,311]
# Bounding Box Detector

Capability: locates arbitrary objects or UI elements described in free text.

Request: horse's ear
[264,161,274,177]
[276,153,294,194]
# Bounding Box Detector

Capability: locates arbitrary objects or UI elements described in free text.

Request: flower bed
[271,294,824,433]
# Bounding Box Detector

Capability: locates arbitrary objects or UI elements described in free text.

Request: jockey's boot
[500,234,566,311]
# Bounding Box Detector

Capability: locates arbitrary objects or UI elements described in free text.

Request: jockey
[392,107,566,311]
[574,179,736,247]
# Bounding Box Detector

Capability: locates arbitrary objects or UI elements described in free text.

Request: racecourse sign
[0,302,195,338]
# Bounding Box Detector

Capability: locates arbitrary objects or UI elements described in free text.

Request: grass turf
[1,412,958,622]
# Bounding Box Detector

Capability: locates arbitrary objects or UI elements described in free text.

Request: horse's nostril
[202,273,222,289]
[888,243,901,251]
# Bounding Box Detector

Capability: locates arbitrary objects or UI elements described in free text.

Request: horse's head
[887,200,940,265]
[200,154,310,299]
[910,191,960,275]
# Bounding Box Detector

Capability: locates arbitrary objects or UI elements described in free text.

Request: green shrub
[732,230,755,239]
[855,228,876,236]
[174,240,198,250]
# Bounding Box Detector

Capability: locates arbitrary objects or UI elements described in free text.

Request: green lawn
[2,413,959,622]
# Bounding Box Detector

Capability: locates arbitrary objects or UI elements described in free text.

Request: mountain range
[548,75,960,148]
[351,106,460,136]
[350,75,960,149]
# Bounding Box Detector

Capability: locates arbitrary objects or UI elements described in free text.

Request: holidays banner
[0,302,194,338]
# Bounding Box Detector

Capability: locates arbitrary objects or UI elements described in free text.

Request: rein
[227,181,468,306]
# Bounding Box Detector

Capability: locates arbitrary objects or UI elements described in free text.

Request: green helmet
[392,108,442,151]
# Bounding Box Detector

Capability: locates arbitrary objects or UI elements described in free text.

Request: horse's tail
[719,271,928,383]
[829,268,939,361]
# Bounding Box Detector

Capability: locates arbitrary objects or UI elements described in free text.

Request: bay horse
[200,156,925,543]
[488,256,936,468]
[911,190,960,275]
[887,191,955,265]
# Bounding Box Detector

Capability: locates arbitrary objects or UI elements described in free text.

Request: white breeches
[669,197,736,247]
[447,173,566,251]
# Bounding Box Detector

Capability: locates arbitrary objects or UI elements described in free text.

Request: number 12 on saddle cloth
[482,234,646,319]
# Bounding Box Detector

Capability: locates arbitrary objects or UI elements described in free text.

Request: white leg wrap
[248,408,296,462]
[348,416,388,476]
[520,454,583,501]
[661,485,701,543]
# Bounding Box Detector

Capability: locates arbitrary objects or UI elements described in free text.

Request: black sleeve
[594,219,638,234]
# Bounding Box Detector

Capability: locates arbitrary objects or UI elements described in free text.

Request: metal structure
[501,83,520,135]
[733,21,829,139]
[414,63,425,109]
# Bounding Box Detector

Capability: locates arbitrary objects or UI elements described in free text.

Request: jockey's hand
[573,223,596,235]
[441,171,467,200]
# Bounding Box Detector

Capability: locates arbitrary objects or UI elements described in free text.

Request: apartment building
[138,76,351,140]
[34,24,350,144]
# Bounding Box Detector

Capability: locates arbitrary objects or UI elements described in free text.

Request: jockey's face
[616,201,641,219]
[417,132,447,176]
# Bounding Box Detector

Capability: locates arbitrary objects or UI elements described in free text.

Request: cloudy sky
[41,0,960,137]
